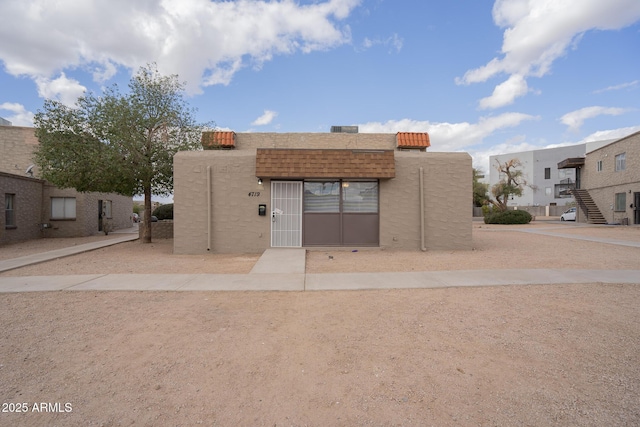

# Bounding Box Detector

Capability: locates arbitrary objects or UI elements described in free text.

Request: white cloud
[91,61,119,83]
[361,33,403,53]
[560,106,631,132]
[358,115,638,175]
[252,110,278,126]
[0,0,361,94]
[593,80,639,94]
[35,73,87,107]
[456,0,640,108]
[0,102,35,126]
[578,125,640,143]
[358,112,538,152]
[478,74,528,109]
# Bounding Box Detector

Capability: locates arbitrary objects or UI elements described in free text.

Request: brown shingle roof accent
[201,131,235,149]
[255,149,395,179]
[396,132,430,149]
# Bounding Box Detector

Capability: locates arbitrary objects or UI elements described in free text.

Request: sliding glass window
[303,181,340,213]
[342,181,378,213]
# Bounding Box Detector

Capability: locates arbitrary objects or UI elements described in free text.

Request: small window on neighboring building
[544,168,550,179]
[615,153,626,171]
[555,184,573,198]
[545,187,552,196]
[104,200,113,218]
[615,193,626,212]
[596,160,603,172]
[558,169,575,180]
[51,197,76,220]
[5,194,16,228]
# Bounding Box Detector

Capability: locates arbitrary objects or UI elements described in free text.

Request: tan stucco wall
[174,133,472,254]
[0,126,41,176]
[381,151,472,251]
[581,131,640,224]
[233,132,397,150]
[174,150,270,254]
[140,220,174,240]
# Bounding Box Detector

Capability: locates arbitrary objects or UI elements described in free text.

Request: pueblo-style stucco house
[0,123,133,245]
[173,128,472,254]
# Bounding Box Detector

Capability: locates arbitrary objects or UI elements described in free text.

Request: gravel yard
[1,222,639,426]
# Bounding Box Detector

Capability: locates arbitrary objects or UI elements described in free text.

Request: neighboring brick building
[1,172,44,245]
[1,124,133,245]
[174,130,472,254]
[578,130,640,225]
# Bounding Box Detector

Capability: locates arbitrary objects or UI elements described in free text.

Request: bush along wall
[152,203,174,220]
[484,210,532,224]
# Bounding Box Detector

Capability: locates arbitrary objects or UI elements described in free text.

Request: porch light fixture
[257,178,264,190]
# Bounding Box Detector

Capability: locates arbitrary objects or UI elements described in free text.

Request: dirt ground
[1,222,640,426]
[1,222,639,276]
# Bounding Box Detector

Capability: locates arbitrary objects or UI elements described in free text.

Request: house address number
[248,192,261,197]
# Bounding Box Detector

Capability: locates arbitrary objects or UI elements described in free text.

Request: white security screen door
[271,181,303,247]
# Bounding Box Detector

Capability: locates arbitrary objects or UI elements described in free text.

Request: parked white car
[560,207,576,221]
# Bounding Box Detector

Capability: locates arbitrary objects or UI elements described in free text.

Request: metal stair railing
[571,188,607,224]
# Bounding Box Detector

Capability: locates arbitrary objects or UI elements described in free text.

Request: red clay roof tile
[201,131,235,149]
[396,132,430,149]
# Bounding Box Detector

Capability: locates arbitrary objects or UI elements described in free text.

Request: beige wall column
[419,167,426,251]
[207,165,212,252]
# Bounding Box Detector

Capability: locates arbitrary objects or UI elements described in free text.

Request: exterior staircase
[572,189,607,224]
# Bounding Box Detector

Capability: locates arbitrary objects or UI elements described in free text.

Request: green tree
[473,168,489,207]
[490,158,529,212]
[34,64,210,242]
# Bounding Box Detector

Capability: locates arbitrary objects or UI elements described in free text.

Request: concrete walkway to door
[250,249,306,274]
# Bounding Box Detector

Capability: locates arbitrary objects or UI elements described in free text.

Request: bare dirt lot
[1,222,640,276]
[1,222,640,426]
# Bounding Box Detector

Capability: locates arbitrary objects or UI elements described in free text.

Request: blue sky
[1,0,639,179]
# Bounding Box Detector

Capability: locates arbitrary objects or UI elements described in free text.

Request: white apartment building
[489,141,613,207]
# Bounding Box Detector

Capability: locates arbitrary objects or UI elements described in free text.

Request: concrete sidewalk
[250,249,306,274]
[515,228,640,248]
[1,268,639,293]
[1,224,640,292]
[0,233,139,273]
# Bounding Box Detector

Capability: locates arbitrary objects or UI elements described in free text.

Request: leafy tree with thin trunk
[473,168,489,207]
[34,64,211,242]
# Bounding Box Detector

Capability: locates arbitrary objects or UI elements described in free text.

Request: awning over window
[255,149,395,179]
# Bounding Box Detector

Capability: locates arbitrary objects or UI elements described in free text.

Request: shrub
[481,204,493,218]
[152,203,174,220]
[484,209,532,224]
